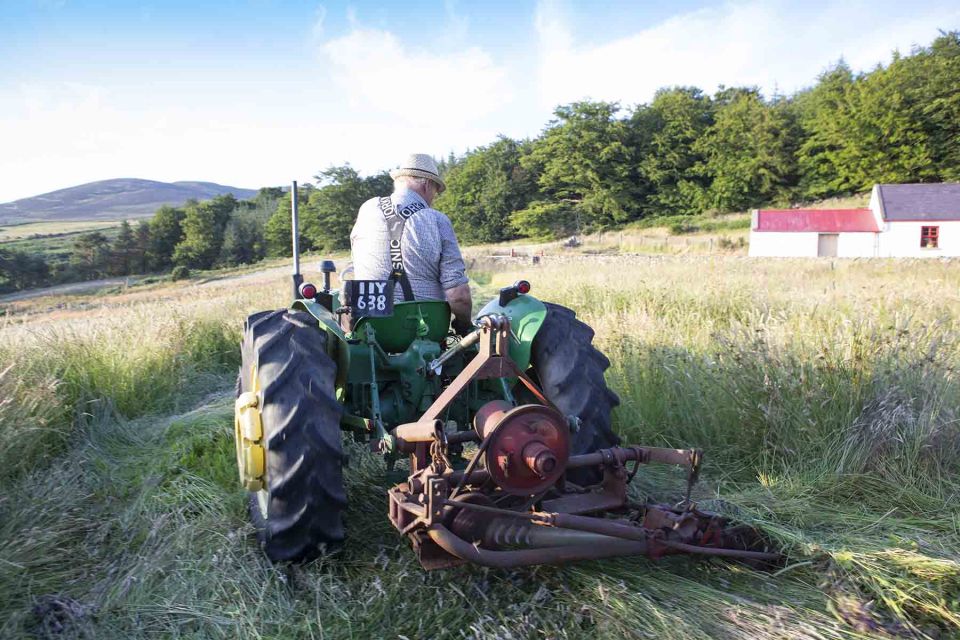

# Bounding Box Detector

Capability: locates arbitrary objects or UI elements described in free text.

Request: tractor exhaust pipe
[291,180,303,299]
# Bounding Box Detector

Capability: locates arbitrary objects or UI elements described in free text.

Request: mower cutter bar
[387,445,779,570]
[386,316,778,570]
[427,521,780,569]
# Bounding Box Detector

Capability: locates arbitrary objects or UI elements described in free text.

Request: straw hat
[390,153,446,193]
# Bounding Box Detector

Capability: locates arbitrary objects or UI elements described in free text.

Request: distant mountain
[0,178,258,224]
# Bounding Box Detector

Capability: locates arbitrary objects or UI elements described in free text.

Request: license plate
[345,280,395,317]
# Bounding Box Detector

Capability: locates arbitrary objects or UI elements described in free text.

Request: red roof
[755,209,879,232]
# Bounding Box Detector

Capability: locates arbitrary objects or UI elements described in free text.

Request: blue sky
[1,0,957,203]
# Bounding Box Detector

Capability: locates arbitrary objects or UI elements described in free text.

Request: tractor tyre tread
[240,308,345,563]
[530,302,620,463]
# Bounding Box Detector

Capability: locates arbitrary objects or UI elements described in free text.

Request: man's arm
[436,212,473,334]
[445,282,473,334]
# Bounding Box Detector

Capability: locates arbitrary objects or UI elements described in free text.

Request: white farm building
[749,183,960,258]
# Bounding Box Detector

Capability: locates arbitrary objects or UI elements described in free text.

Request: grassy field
[1,256,958,639]
[0,220,121,242]
[0,221,124,280]
[462,225,751,260]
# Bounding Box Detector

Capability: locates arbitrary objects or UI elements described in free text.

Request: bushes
[624,213,751,235]
[170,265,190,280]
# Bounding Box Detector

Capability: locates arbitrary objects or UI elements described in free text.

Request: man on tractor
[234,155,778,568]
[350,153,474,335]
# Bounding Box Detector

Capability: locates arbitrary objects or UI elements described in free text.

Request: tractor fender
[476,292,547,371]
[291,299,350,393]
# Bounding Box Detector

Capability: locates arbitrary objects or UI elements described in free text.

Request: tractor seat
[352,300,451,352]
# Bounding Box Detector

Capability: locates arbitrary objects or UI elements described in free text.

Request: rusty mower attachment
[387,316,779,570]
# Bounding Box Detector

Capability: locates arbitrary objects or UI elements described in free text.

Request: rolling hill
[0,178,258,224]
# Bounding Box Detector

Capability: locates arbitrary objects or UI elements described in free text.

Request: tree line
[2,32,956,292]
[436,32,960,241]
[0,189,282,293]
[259,32,958,252]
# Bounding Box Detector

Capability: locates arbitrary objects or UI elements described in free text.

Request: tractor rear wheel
[528,302,620,482]
[239,309,346,562]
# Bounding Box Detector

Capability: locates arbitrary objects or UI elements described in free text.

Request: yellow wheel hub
[235,384,265,492]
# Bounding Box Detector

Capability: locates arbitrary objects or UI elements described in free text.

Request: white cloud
[534,0,960,108]
[440,0,470,50]
[301,11,518,174]
[311,4,328,42]
[319,25,511,128]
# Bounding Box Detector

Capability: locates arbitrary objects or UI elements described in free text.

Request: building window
[921,226,939,249]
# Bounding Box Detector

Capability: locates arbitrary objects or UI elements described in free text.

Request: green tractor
[233,190,777,569]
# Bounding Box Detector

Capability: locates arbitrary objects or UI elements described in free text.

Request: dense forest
[1,32,957,292]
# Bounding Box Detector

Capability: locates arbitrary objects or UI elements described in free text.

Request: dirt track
[0,276,141,303]
[0,263,296,305]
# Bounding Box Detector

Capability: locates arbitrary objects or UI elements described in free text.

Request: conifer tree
[109,221,136,276]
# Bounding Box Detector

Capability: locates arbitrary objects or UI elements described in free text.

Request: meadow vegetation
[0,256,957,638]
[0,221,121,243]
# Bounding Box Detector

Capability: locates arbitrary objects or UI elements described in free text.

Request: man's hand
[445,283,473,336]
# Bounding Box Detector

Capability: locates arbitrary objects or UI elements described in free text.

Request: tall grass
[1,257,958,638]
[490,257,960,634]
[506,258,959,482]
[0,287,264,485]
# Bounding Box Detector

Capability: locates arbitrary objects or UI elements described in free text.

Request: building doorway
[818,234,838,257]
